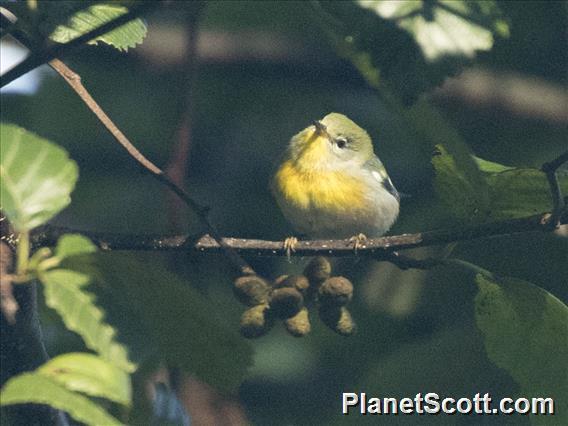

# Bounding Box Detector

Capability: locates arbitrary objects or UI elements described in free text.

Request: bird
[271,112,400,254]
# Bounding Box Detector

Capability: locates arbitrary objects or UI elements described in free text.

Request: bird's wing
[364,156,400,201]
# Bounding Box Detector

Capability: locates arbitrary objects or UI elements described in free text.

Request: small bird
[271,113,400,251]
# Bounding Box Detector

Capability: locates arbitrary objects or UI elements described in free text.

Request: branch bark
[47,61,254,275]
[1,7,254,277]
[31,212,564,263]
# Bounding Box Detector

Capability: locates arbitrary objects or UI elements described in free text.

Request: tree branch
[30,212,564,267]
[2,6,254,276]
[51,60,253,275]
[50,64,254,274]
[3,7,565,275]
[0,2,159,88]
[165,4,204,231]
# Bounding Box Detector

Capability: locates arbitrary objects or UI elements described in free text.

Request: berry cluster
[234,257,356,338]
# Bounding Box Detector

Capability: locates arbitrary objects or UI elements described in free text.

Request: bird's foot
[283,237,299,261]
[349,233,368,254]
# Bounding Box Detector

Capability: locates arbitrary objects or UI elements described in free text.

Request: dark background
[1,1,566,424]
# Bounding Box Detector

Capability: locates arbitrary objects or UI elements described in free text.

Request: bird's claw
[283,237,298,261]
[349,233,367,254]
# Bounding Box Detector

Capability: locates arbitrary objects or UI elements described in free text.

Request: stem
[16,231,29,276]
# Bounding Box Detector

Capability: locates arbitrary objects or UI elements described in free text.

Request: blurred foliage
[434,145,568,224]
[315,0,509,103]
[1,1,567,425]
[432,144,490,224]
[482,167,568,221]
[37,352,132,406]
[88,252,253,392]
[475,272,568,424]
[49,3,147,51]
[41,235,135,373]
[1,373,122,425]
[358,0,509,59]
[0,124,78,232]
[3,0,146,50]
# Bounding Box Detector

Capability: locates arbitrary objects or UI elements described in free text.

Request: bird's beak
[312,120,330,139]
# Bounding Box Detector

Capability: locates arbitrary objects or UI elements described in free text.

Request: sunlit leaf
[50,3,147,51]
[474,156,515,173]
[0,124,78,232]
[37,353,131,406]
[53,233,97,259]
[90,253,253,391]
[475,274,568,423]
[0,373,121,426]
[358,0,509,60]
[40,236,136,373]
[1,2,96,45]
[314,0,508,103]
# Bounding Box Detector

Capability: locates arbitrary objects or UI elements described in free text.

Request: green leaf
[91,253,253,391]
[0,124,78,232]
[37,353,131,406]
[358,0,509,61]
[53,234,98,259]
[314,0,509,103]
[431,144,490,223]
[435,150,568,222]
[475,274,568,424]
[413,100,490,224]
[2,2,96,44]
[485,168,566,220]
[40,237,136,373]
[50,4,147,51]
[474,158,568,220]
[474,156,515,173]
[0,373,121,426]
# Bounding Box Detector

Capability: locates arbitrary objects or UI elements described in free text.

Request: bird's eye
[336,137,348,149]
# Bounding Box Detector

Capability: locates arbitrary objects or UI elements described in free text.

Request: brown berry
[240,304,273,338]
[284,307,311,337]
[318,277,353,306]
[274,274,310,295]
[270,287,303,319]
[304,256,331,285]
[233,275,271,306]
[273,275,289,288]
[319,305,356,336]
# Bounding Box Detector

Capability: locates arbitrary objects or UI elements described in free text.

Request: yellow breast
[273,159,367,212]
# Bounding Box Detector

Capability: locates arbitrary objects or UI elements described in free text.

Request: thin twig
[49,59,254,275]
[2,7,254,276]
[0,2,159,88]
